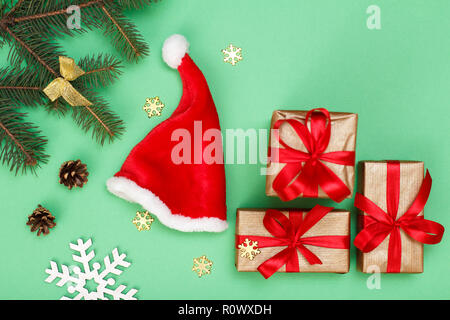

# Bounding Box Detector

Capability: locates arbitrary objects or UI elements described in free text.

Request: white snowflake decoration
[45,238,138,300]
[222,44,243,66]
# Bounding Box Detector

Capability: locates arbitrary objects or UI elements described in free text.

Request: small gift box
[355,161,445,273]
[235,205,350,278]
[265,108,357,202]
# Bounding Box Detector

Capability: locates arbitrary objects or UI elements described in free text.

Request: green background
[1,0,449,300]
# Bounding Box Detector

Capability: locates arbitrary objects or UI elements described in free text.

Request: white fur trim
[162,34,189,69]
[106,176,228,232]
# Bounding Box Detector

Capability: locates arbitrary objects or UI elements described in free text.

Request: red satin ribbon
[354,161,445,273]
[236,205,350,279]
[270,108,355,202]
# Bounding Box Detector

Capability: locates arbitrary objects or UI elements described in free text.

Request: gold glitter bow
[43,56,92,107]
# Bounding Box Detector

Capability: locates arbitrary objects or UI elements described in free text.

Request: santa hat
[106,35,227,232]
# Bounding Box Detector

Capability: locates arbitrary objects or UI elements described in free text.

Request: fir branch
[0,67,46,106]
[8,0,154,23]
[3,24,62,81]
[75,53,123,88]
[4,0,24,17]
[116,0,156,10]
[0,99,48,174]
[0,0,151,175]
[71,90,125,145]
[1,0,151,63]
[0,2,12,47]
[5,1,101,37]
[5,0,100,36]
[12,0,101,23]
[44,97,69,117]
[100,3,149,62]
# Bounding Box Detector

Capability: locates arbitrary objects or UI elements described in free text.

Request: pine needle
[71,90,125,145]
[75,54,123,89]
[100,3,149,62]
[116,0,157,10]
[0,66,47,106]
[1,1,153,62]
[44,97,70,117]
[3,23,63,81]
[0,0,156,174]
[0,98,49,175]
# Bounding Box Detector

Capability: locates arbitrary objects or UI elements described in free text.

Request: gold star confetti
[143,96,164,118]
[192,255,213,278]
[221,44,243,66]
[132,210,154,231]
[238,238,261,261]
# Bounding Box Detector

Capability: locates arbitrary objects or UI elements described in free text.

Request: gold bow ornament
[43,56,92,107]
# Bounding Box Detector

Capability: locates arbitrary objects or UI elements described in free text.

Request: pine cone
[27,205,56,236]
[59,160,89,189]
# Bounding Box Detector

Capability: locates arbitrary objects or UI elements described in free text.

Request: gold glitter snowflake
[238,238,261,260]
[221,44,243,66]
[192,255,213,278]
[132,210,154,231]
[143,97,164,118]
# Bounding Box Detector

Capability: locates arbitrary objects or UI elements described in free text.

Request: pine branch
[11,0,103,36]
[0,0,150,175]
[0,2,11,47]
[0,99,48,174]
[6,0,24,15]
[0,0,151,63]
[3,24,63,81]
[116,0,156,10]
[3,0,24,17]
[12,0,100,23]
[100,3,149,62]
[71,90,125,145]
[44,97,69,117]
[0,67,46,106]
[13,0,86,38]
[74,54,123,89]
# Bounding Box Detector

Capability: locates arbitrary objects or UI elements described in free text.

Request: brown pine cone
[27,205,56,236]
[59,159,89,190]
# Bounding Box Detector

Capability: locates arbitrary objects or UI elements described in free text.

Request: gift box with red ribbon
[235,205,350,279]
[266,108,357,202]
[355,161,445,273]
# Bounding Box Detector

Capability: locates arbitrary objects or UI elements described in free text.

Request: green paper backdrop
[1,0,449,300]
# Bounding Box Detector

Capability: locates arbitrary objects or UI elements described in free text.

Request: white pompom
[162,34,189,69]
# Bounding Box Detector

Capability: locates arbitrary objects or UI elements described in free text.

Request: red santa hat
[106,34,227,232]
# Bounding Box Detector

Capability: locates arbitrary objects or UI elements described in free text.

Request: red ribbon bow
[236,205,349,279]
[354,161,445,273]
[270,108,355,202]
